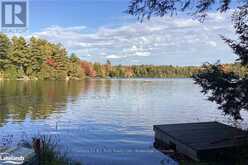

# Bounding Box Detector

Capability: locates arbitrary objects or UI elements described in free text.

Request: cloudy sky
[26,0,236,66]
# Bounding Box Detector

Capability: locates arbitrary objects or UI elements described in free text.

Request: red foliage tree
[46,58,57,68]
[80,61,96,77]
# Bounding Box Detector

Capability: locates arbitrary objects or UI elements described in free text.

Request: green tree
[52,45,68,80]
[194,8,248,120]
[28,37,45,76]
[0,35,85,80]
[127,0,248,120]
[127,0,241,21]
[68,53,85,79]
[0,33,11,70]
[94,62,106,77]
[9,36,31,76]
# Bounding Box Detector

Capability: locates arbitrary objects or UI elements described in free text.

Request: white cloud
[106,55,121,59]
[208,41,217,47]
[30,11,236,65]
[135,52,151,57]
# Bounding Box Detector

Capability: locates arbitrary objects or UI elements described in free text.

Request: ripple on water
[0,79,243,165]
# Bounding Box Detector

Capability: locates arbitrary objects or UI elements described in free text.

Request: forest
[0,33,245,80]
[0,34,84,80]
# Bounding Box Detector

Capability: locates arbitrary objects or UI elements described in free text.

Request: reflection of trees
[0,80,88,126]
[92,79,112,96]
[0,105,8,127]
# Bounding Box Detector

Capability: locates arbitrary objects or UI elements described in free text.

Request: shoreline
[0,77,193,81]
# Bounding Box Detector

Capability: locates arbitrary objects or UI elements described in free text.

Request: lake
[0,79,244,165]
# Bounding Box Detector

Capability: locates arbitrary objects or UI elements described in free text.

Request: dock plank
[154,122,248,161]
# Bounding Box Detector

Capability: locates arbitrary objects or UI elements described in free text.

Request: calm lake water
[0,79,245,165]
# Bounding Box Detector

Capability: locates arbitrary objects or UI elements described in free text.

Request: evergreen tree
[29,37,44,76]
[127,0,239,21]
[0,35,85,80]
[9,36,31,76]
[68,53,85,79]
[194,7,248,120]
[0,33,11,70]
[127,0,248,119]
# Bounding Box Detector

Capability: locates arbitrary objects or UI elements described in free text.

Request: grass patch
[32,135,81,165]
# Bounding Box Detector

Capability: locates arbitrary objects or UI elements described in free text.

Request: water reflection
[0,80,87,125]
[0,79,241,165]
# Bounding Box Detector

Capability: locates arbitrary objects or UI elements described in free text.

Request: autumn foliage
[46,58,57,68]
[80,61,96,77]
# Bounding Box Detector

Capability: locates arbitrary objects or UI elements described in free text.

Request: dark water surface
[0,79,243,165]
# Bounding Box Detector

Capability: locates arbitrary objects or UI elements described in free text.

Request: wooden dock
[153,122,248,162]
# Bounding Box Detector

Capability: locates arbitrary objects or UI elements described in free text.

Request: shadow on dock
[153,122,248,165]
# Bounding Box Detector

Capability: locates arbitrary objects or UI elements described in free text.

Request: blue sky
[29,0,130,32]
[26,0,236,66]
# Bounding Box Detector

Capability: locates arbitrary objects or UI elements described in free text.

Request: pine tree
[0,33,11,70]
[194,7,248,120]
[29,37,44,76]
[50,44,69,79]
[9,36,31,76]
[68,53,85,79]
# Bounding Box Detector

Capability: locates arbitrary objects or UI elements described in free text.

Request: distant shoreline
[0,35,244,81]
[0,76,193,81]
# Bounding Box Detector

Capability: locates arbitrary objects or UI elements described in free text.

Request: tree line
[0,34,84,80]
[0,33,199,79]
[0,33,245,80]
[127,0,248,120]
[82,61,247,79]
[81,60,200,78]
